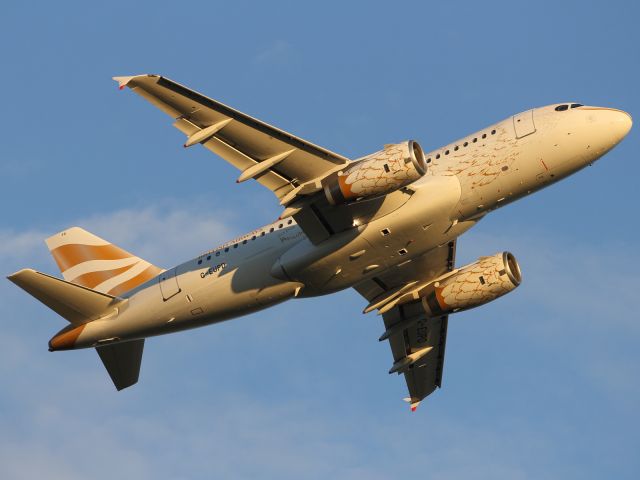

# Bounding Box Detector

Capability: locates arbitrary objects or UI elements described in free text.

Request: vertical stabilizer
[45,227,163,296]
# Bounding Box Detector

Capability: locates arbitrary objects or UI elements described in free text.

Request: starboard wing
[354,241,456,410]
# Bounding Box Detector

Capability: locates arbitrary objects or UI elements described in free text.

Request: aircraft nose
[601,108,632,143]
[616,110,632,139]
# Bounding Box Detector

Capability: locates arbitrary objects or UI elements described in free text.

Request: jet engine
[322,140,427,205]
[421,252,522,316]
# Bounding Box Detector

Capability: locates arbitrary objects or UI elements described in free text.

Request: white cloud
[78,202,236,266]
[0,230,48,268]
[0,200,236,273]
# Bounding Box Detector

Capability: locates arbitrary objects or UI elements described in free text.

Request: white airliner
[9,75,632,410]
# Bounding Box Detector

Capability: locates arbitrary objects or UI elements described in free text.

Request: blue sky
[1,1,638,478]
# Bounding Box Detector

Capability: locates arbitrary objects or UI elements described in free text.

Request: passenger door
[159,267,181,300]
[513,109,536,138]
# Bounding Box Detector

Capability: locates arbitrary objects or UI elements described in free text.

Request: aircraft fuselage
[50,104,631,350]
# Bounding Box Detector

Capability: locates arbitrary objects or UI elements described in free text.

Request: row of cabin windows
[198,219,294,264]
[423,105,583,164]
[427,129,498,162]
[555,103,583,111]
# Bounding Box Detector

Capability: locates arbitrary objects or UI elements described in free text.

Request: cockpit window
[555,104,569,112]
[570,103,583,109]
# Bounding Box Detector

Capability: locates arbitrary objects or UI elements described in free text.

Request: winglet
[403,397,421,412]
[113,76,136,90]
[112,75,155,90]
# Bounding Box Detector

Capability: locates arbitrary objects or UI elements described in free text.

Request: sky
[1,0,638,478]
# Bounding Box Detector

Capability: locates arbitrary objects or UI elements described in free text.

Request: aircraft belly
[173,252,300,328]
[292,176,464,295]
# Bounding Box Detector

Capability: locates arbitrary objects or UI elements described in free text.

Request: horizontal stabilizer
[96,339,144,391]
[8,269,121,325]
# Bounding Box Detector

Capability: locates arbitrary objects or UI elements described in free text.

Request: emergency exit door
[513,109,536,138]
[159,267,181,300]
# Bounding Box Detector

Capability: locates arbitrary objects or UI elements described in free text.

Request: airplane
[8,75,632,411]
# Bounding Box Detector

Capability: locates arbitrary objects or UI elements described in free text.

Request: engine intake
[422,252,521,316]
[323,140,427,205]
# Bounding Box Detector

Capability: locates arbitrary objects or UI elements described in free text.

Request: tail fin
[45,227,163,296]
[8,269,120,325]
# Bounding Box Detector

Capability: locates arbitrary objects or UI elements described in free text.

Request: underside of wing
[114,74,349,201]
[354,241,456,410]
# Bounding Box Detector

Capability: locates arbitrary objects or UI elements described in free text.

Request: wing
[354,240,456,410]
[114,74,349,202]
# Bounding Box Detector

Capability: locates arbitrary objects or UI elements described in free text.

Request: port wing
[114,74,349,203]
[354,241,456,410]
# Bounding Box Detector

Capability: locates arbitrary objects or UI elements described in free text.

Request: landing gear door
[513,109,536,138]
[159,267,181,301]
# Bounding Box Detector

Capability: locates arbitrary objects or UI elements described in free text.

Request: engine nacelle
[421,252,522,316]
[322,140,427,205]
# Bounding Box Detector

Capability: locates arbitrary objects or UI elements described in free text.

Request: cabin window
[270,227,274,233]
[261,231,266,236]
[207,255,211,260]
[463,141,468,147]
[216,251,220,256]
[435,154,440,159]
[472,138,478,143]
[383,163,390,172]
[224,247,229,252]
[233,244,238,249]
[482,133,487,139]
[197,259,202,265]
[287,219,293,225]
[445,150,450,155]
[454,146,459,151]
[251,235,256,240]
[242,239,247,244]
[491,129,496,135]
